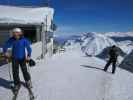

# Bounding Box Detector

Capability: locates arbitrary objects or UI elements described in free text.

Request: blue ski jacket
[3,37,32,60]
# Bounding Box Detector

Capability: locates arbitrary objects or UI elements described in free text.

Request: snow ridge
[65,32,116,56]
[81,33,116,56]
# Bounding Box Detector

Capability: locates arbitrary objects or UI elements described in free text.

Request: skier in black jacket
[103,45,120,74]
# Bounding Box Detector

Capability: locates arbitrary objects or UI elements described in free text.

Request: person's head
[112,45,116,48]
[12,28,23,39]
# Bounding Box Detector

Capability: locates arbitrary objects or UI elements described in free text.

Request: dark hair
[112,45,116,48]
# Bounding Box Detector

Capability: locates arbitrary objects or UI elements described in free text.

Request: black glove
[28,59,36,67]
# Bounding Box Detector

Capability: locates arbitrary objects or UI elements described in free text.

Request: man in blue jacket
[3,28,32,92]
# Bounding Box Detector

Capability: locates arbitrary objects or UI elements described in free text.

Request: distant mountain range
[55,32,133,56]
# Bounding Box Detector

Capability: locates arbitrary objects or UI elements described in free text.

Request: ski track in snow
[0,49,133,100]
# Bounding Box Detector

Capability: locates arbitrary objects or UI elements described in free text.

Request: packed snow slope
[0,46,133,100]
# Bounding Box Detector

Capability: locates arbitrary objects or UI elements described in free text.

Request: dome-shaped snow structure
[81,33,116,56]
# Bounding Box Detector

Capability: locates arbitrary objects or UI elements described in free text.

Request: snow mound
[81,33,116,56]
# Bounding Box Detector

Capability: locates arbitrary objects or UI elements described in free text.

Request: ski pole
[7,59,14,88]
[8,62,12,81]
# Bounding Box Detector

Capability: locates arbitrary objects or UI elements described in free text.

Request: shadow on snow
[0,77,13,90]
[81,65,104,71]
[0,77,26,90]
[81,65,112,74]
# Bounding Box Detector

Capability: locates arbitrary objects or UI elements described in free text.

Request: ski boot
[12,84,21,100]
[26,80,32,89]
[13,84,21,94]
[26,81,35,100]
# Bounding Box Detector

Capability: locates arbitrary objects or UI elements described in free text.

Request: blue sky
[0,0,133,35]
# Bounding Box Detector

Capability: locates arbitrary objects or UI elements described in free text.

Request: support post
[41,16,48,59]
[36,26,41,41]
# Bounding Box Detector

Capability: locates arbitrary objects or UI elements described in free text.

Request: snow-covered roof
[0,5,54,24]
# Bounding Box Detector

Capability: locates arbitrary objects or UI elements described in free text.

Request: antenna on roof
[44,0,50,7]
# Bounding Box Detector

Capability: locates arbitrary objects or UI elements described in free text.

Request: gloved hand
[4,53,12,62]
[26,56,31,61]
[4,52,11,58]
[28,59,36,67]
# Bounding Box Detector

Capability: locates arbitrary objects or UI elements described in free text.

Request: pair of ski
[11,84,35,100]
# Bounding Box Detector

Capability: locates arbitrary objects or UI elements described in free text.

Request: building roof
[0,5,54,24]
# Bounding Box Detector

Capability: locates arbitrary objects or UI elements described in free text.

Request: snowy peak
[63,32,133,56]
[81,32,116,56]
[64,32,116,56]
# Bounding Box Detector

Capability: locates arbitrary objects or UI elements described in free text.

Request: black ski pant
[12,59,31,86]
[104,58,117,73]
